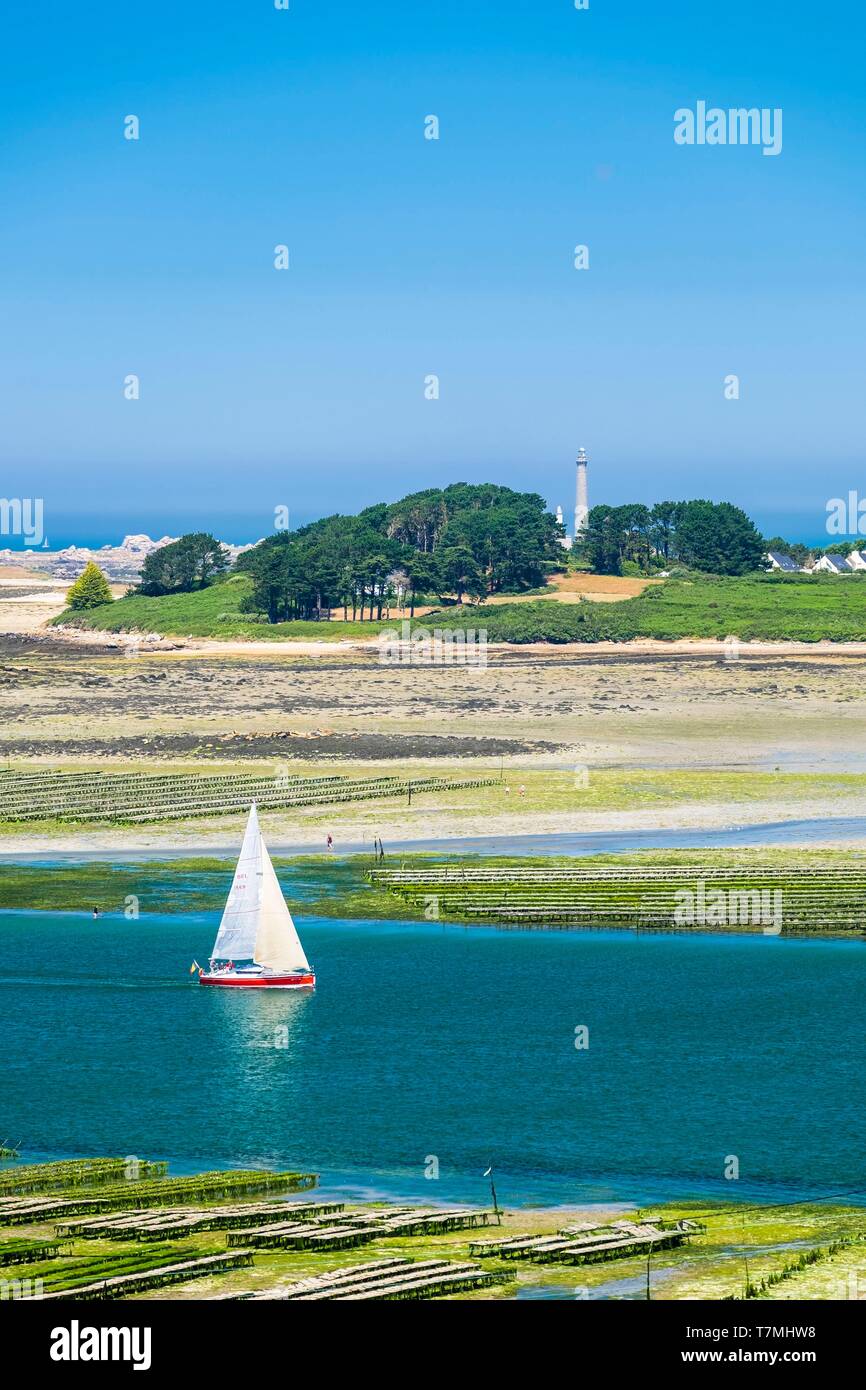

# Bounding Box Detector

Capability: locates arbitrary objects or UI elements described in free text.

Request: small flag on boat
[190,960,201,974]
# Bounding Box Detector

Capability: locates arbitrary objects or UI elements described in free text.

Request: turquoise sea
[2,899,865,1208]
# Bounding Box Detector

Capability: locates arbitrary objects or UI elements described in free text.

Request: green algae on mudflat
[5,847,866,936]
[5,1195,863,1302]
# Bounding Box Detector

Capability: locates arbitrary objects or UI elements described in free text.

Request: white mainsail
[210,804,261,961]
[210,805,311,972]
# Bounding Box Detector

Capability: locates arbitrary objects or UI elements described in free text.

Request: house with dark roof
[813,553,854,574]
[766,551,801,573]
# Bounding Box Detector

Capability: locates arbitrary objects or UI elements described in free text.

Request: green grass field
[427,573,866,643]
[52,570,866,643]
[625,572,866,642]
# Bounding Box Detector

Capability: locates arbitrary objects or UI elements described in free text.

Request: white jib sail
[254,836,311,973]
[210,804,310,972]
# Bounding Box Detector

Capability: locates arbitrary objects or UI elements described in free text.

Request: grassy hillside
[631,573,866,641]
[53,571,866,643]
[51,574,396,640]
[423,573,866,643]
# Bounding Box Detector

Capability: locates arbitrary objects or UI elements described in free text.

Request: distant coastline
[0,533,255,584]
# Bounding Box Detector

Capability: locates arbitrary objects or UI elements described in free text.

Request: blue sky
[1,1,864,545]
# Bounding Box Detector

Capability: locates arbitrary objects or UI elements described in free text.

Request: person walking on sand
[326,834,333,851]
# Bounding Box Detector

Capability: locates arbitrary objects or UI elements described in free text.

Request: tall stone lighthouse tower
[574,447,589,537]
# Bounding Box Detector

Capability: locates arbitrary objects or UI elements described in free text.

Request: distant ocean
[3,508,840,554]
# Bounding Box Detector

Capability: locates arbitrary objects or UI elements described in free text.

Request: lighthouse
[574,447,589,537]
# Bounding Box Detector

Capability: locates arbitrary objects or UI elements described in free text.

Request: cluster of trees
[383,483,559,582]
[137,533,230,596]
[582,500,766,577]
[62,486,562,623]
[236,519,417,623]
[236,484,562,622]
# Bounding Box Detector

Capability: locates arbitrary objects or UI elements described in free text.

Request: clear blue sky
[2,1,864,545]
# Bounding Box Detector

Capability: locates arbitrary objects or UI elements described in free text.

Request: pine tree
[66,561,113,610]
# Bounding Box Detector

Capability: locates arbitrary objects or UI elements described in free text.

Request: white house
[765,551,801,573]
[844,550,866,571]
[813,554,854,574]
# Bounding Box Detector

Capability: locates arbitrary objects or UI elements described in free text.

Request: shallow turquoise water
[1,905,864,1208]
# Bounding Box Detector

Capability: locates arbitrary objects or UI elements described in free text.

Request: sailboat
[198,804,315,990]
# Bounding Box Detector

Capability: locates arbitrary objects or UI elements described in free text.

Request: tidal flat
[4,1190,864,1302]
[4,633,866,858]
[4,637,866,774]
[4,845,866,935]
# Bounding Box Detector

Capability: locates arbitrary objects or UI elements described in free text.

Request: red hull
[199,972,315,989]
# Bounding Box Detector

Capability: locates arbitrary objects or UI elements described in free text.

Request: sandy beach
[37,622,866,659]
